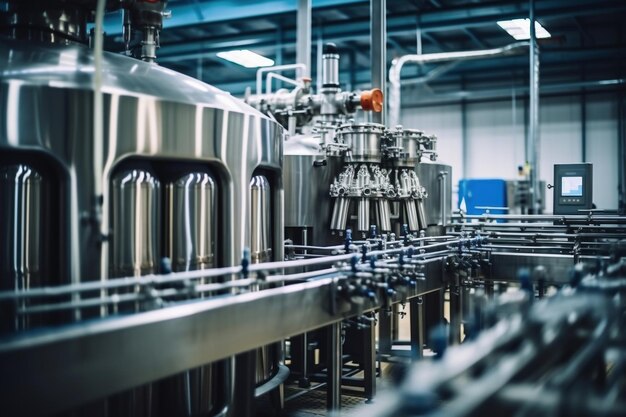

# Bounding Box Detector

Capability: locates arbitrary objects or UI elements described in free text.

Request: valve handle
[360,88,383,112]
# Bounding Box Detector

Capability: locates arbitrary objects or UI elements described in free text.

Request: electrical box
[553,163,593,215]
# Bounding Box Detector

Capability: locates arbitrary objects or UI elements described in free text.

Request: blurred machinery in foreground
[356,245,626,417]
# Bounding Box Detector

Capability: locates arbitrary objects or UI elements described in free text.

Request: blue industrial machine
[458,179,508,215]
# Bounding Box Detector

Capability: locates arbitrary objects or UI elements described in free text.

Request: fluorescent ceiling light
[216,49,274,68]
[497,18,551,40]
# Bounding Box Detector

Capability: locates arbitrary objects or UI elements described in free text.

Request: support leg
[410,297,424,359]
[362,314,376,402]
[233,350,256,417]
[326,322,342,411]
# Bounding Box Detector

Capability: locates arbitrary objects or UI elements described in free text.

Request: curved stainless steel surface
[395,128,423,165]
[250,175,272,264]
[0,38,284,285]
[375,199,392,232]
[284,135,341,245]
[250,175,277,385]
[0,38,256,113]
[415,162,452,227]
[336,123,385,162]
[357,198,370,232]
[330,197,350,232]
[0,164,45,331]
[0,37,283,414]
[0,164,44,289]
[165,172,216,273]
[162,171,217,416]
[110,169,160,278]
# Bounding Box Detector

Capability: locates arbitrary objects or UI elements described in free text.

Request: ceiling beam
[147,0,626,62]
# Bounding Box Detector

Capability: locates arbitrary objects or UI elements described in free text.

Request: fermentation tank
[0,12,284,415]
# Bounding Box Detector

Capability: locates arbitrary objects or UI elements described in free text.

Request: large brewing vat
[0,36,284,414]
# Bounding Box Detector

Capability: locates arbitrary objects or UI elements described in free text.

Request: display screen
[561,176,583,197]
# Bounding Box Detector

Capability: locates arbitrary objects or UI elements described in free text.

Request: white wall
[586,94,619,209]
[400,104,462,207]
[401,93,620,212]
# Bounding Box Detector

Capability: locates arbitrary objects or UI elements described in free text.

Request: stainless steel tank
[336,123,384,163]
[158,171,217,416]
[284,134,342,246]
[110,168,160,279]
[108,168,160,416]
[249,175,276,385]
[0,36,284,414]
[0,164,46,331]
[250,175,272,264]
[415,161,453,229]
[165,172,217,273]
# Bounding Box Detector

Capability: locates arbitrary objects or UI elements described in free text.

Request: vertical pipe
[233,351,256,417]
[438,171,448,226]
[316,35,323,92]
[409,297,424,359]
[378,309,392,355]
[581,90,587,162]
[619,92,626,213]
[371,0,386,125]
[276,26,284,68]
[528,0,541,213]
[461,98,468,179]
[362,316,376,401]
[326,322,342,411]
[296,0,311,77]
[196,57,203,81]
[416,16,422,55]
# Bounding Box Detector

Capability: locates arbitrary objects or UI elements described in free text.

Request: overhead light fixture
[497,18,551,40]
[216,49,274,68]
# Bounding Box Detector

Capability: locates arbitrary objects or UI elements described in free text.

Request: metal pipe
[617,91,626,213]
[438,170,448,226]
[256,63,306,95]
[296,0,311,78]
[388,41,529,126]
[371,0,386,124]
[326,322,342,410]
[528,0,541,213]
[266,72,301,94]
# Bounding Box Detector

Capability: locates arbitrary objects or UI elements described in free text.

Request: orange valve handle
[360,88,383,112]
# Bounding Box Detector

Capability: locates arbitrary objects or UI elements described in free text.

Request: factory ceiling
[103,0,626,102]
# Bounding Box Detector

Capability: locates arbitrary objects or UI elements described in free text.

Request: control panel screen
[561,176,583,197]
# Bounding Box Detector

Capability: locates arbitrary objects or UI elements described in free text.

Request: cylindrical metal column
[160,171,217,416]
[371,0,386,124]
[109,167,161,417]
[410,297,424,359]
[326,322,342,410]
[296,0,311,77]
[528,0,541,213]
[250,175,272,264]
[330,197,350,231]
[0,164,47,332]
[110,168,160,279]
